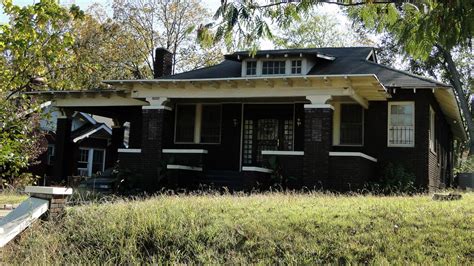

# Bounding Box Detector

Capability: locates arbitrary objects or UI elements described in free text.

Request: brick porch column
[53,112,74,182]
[25,186,73,220]
[140,97,171,190]
[303,96,333,188]
[108,125,125,166]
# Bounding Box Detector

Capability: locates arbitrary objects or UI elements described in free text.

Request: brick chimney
[153,48,173,78]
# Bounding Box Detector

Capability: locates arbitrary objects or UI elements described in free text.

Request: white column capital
[305,95,334,110]
[143,97,172,110]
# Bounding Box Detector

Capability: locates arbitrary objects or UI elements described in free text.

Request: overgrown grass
[0,191,28,205]
[5,192,474,264]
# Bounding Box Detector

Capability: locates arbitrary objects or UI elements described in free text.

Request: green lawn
[5,192,474,264]
[0,191,28,205]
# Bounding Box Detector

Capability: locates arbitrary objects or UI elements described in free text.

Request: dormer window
[262,60,286,75]
[291,60,302,74]
[246,61,257,76]
[242,58,308,76]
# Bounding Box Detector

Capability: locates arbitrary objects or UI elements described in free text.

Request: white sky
[0,0,360,49]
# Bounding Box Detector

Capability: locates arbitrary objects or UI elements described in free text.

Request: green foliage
[0,96,45,185]
[112,0,225,74]
[371,163,417,194]
[4,193,474,264]
[455,156,474,174]
[0,190,27,205]
[273,10,372,48]
[0,0,79,186]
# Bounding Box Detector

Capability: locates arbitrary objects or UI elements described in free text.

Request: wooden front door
[242,104,294,166]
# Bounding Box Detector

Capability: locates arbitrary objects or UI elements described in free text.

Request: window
[291,60,302,74]
[47,145,55,165]
[175,104,222,144]
[200,105,222,143]
[262,60,286,75]
[243,120,254,165]
[388,102,415,147]
[429,106,435,152]
[340,104,363,145]
[92,150,105,174]
[77,148,106,177]
[175,104,196,143]
[246,61,257,76]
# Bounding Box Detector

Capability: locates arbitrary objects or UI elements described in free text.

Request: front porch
[36,75,386,191]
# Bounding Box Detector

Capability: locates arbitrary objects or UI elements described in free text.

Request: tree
[272,10,372,48]
[205,0,473,154]
[112,0,224,76]
[200,0,428,49]
[347,2,474,153]
[67,4,151,88]
[0,0,81,186]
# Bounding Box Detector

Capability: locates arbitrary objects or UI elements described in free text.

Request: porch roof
[104,74,390,105]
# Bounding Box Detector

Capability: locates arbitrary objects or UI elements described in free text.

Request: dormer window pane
[291,60,302,74]
[262,61,286,75]
[246,61,257,75]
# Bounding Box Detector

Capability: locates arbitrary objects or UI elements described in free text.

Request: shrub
[366,163,417,194]
[454,156,474,174]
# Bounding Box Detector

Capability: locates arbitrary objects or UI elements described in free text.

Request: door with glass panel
[242,104,294,166]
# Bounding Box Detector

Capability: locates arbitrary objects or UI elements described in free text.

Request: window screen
[200,105,221,143]
[340,104,363,145]
[175,105,196,142]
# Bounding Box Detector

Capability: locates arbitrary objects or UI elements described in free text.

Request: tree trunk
[438,45,474,155]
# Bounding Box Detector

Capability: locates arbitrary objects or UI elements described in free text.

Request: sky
[0,0,356,50]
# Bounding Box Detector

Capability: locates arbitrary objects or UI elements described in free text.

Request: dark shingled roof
[160,47,449,88]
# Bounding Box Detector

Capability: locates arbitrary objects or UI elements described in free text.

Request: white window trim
[174,103,222,145]
[261,59,287,76]
[242,58,307,77]
[387,101,415,147]
[290,59,303,75]
[78,147,106,177]
[333,103,364,147]
[429,106,436,154]
[243,60,258,76]
[47,144,55,165]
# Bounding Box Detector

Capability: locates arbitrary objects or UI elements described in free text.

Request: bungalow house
[30,104,116,181]
[28,47,467,191]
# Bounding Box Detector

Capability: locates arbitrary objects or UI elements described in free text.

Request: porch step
[200,170,245,190]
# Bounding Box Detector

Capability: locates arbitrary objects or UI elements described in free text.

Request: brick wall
[362,89,453,189]
[262,154,304,188]
[328,156,376,191]
[139,108,168,190]
[303,108,333,188]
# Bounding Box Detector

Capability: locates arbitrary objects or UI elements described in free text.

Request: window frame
[47,144,55,165]
[290,59,302,75]
[245,60,257,76]
[261,60,287,75]
[77,147,106,177]
[339,103,364,146]
[174,103,222,145]
[429,106,436,153]
[387,101,415,148]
